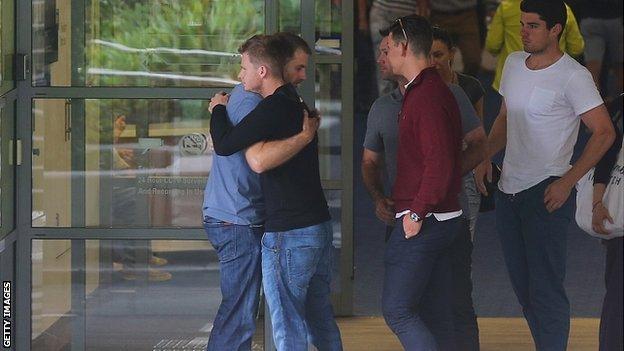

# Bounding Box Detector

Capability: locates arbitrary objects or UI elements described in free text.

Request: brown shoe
[148,268,172,282]
[120,268,172,282]
[149,255,168,266]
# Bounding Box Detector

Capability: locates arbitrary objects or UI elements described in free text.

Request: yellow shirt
[485,0,585,91]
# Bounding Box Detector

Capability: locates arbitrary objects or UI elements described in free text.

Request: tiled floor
[338,317,600,351]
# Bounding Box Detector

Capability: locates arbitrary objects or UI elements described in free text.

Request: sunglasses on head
[396,17,408,42]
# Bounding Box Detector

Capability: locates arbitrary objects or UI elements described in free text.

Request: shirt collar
[404,77,416,90]
[404,67,437,91]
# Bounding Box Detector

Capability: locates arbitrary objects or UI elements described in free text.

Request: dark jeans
[112,186,138,269]
[204,217,263,351]
[600,237,623,351]
[450,218,480,351]
[382,216,460,351]
[384,218,479,350]
[495,177,574,351]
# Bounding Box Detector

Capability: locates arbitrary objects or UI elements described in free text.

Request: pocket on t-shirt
[528,87,557,116]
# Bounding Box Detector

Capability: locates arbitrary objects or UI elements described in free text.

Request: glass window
[315,0,342,55]
[0,0,15,94]
[32,0,264,87]
[278,0,300,33]
[278,0,342,55]
[0,2,3,88]
[32,239,73,350]
[316,64,342,180]
[32,98,211,228]
[0,105,3,228]
[325,190,342,293]
[0,101,16,237]
[32,90,344,227]
[32,239,264,350]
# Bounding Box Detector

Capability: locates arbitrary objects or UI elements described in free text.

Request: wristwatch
[409,212,421,222]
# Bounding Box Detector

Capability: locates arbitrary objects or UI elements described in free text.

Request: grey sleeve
[449,84,481,136]
[363,102,384,153]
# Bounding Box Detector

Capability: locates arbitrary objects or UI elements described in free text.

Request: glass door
[0,0,15,239]
[16,0,353,350]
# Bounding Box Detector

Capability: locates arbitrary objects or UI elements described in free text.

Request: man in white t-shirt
[478,1,616,350]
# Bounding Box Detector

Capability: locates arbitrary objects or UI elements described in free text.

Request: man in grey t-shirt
[362,33,486,350]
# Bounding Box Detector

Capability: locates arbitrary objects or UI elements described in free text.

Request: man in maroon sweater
[381,15,464,350]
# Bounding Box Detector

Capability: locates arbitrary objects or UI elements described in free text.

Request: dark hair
[273,32,312,56]
[379,26,391,37]
[520,0,567,36]
[238,34,282,77]
[431,26,454,50]
[264,35,298,80]
[386,15,433,57]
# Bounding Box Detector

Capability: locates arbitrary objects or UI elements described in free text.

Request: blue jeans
[204,217,263,351]
[495,177,574,351]
[261,221,343,351]
[382,216,460,351]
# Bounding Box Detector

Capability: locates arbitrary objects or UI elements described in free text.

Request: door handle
[16,139,22,166]
[64,99,72,141]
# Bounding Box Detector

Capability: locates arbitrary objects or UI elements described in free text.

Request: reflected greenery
[0,0,15,94]
[279,0,342,42]
[86,0,264,87]
[34,0,343,87]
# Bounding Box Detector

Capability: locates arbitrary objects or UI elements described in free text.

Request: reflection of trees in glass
[0,2,3,85]
[278,0,341,49]
[278,0,299,33]
[87,0,264,87]
[316,0,342,38]
[0,0,16,93]
[0,106,3,227]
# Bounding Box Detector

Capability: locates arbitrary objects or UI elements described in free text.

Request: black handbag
[478,162,501,213]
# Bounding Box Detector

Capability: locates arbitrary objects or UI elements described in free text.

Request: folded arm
[245,110,319,173]
[210,104,270,156]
